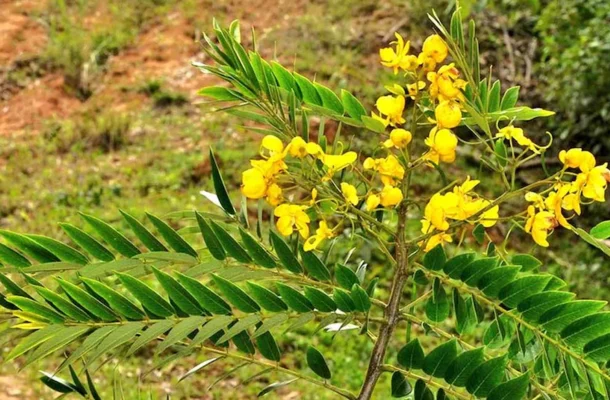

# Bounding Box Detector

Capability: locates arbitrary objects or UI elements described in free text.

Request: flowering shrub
[1,7,610,400]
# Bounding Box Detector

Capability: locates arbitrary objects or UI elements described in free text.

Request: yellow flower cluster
[363,154,405,209]
[495,125,541,154]
[241,135,358,251]
[420,178,499,251]
[525,148,610,247]
[376,33,463,167]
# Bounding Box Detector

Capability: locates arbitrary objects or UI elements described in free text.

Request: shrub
[2,9,610,400]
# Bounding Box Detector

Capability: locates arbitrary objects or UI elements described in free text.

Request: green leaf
[488,80,501,112]
[335,264,359,290]
[210,221,252,263]
[60,223,115,262]
[423,245,446,271]
[146,213,198,257]
[333,288,355,312]
[212,274,260,313]
[40,371,78,394]
[270,62,296,92]
[134,251,197,264]
[179,357,224,382]
[472,224,485,244]
[218,314,260,343]
[425,278,449,323]
[276,283,313,313]
[0,273,31,298]
[127,320,174,356]
[0,243,31,268]
[60,326,116,368]
[414,379,433,400]
[35,287,92,322]
[306,346,331,379]
[494,140,508,168]
[269,231,302,274]
[422,340,458,378]
[466,356,506,397]
[591,221,610,240]
[397,338,425,370]
[510,254,541,272]
[0,230,59,263]
[209,149,235,214]
[26,326,89,366]
[246,282,287,312]
[177,273,232,315]
[584,332,610,362]
[517,291,575,323]
[256,330,281,362]
[340,90,367,120]
[500,86,520,110]
[444,348,485,387]
[56,279,117,321]
[350,284,371,312]
[26,234,88,265]
[454,291,476,335]
[257,379,298,397]
[361,115,386,133]
[443,253,475,278]
[299,248,331,281]
[314,83,343,114]
[460,257,499,287]
[116,272,175,318]
[87,322,144,362]
[80,277,145,320]
[462,107,554,126]
[198,86,240,101]
[304,287,337,312]
[196,214,226,260]
[120,210,168,252]
[573,227,610,257]
[157,316,207,353]
[477,266,521,298]
[6,324,64,361]
[239,228,276,268]
[499,275,551,308]
[79,213,140,257]
[294,73,322,106]
[253,313,289,339]
[152,267,203,316]
[561,312,610,349]
[391,371,412,398]
[487,373,529,400]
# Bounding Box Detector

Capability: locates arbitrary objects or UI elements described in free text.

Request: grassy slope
[1,0,609,399]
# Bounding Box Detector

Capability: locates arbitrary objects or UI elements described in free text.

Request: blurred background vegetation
[1,0,609,398]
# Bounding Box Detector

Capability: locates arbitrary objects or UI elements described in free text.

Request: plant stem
[357,203,409,400]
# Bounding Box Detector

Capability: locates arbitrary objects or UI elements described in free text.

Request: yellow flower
[341,183,359,205]
[559,148,596,172]
[427,64,466,102]
[581,164,609,202]
[423,127,458,165]
[379,33,418,74]
[306,142,324,157]
[423,232,453,252]
[372,95,406,127]
[321,151,357,181]
[525,205,556,247]
[545,185,571,228]
[366,194,380,211]
[525,191,545,210]
[309,188,318,206]
[383,128,412,149]
[303,221,335,251]
[407,81,426,99]
[477,201,499,228]
[495,125,539,154]
[241,168,267,199]
[266,183,283,206]
[274,204,310,239]
[380,185,403,207]
[422,34,448,64]
[261,135,285,156]
[363,154,405,186]
[434,100,462,129]
[289,136,309,158]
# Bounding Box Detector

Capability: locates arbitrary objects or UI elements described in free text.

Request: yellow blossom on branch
[434,100,462,129]
[364,154,405,186]
[379,33,418,74]
[423,127,458,165]
[372,95,406,127]
[274,204,310,239]
[495,125,540,154]
[341,183,359,205]
[383,128,412,149]
[525,205,556,247]
[303,221,335,252]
